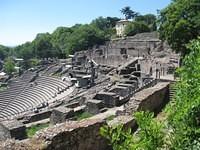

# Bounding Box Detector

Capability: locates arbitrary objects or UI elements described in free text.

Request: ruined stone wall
[93,55,128,67]
[85,32,169,67]
[0,82,170,150]
[124,82,170,115]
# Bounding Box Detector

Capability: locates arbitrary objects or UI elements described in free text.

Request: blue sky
[0,0,171,46]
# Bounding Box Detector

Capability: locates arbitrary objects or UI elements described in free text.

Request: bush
[26,123,49,138]
[100,111,164,150]
[124,22,150,36]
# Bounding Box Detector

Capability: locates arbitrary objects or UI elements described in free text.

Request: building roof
[116,20,131,24]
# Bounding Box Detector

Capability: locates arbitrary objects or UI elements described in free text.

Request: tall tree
[158,0,200,56]
[120,6,139,20]
[124,22,150,36]
[4,57,15,75]
[135,14,157,31]
[0,45,10,60]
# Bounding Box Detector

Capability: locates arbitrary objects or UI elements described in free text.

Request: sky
[0,0,171,46]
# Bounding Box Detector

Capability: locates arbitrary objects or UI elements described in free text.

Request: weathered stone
[0,120,26,140]
[86,100,105,114]
[50,106,74,125]
[94,92,120,108]
[108,115,137,131]
[109,86,130,97]
[124,82,170,115]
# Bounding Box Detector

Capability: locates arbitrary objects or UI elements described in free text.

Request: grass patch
[106,115,115,121]
[75,112,93,121]
[0,83,7,91]
[26,123,49,138]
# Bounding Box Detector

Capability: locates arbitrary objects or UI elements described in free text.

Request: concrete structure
[116,20,130,37]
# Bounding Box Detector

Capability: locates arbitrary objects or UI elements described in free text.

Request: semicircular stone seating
[0,72,70,120]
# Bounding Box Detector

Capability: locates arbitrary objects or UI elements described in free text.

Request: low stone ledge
[108,115,137,131]
[125,82,170,115]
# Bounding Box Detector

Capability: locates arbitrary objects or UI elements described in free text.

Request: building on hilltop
[116,20,130,37]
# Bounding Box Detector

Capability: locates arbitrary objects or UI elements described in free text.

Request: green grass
[26,123,49,138]
[106,115,115,121]
[0,84,7,91]
[75,112,93,121]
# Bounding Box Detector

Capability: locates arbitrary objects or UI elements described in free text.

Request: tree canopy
[120,6,139,20]
[158,0,200,56]
[3,57,15,75]
[124,21,151,36]
[135,14,157,31]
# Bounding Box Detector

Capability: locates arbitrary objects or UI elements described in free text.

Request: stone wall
[124,82,170,115]
[0,82,170,150]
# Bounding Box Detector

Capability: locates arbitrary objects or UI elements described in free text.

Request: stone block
[94,92,120,108]
[50,106,74,125]
[109,86,130,97]
[0,120,26,140]
[86,100,105,114]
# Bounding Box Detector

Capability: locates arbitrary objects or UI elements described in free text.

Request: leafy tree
[4,57,15,75]
[91,17,120,30]
[0,45,10,60]
[51,27,72,56]
[66,25,105,54]
[120,6,139,20]
[124,21,150,36]
[165,38,200,149]
[14,42,34,60]
[158,0,200,56]
[91,17,120,40]
[33,33,60,58]
[135,14,157,31]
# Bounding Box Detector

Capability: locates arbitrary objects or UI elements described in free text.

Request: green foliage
[164,38,200,149]
[75,112,93,121]
[120,6,139,20]
[26,123,49,138]
[0,83,7,91]
[15,42,34,60]
[135,14,157,31]
[3,57,15,75]
[124,22,150,36]
[100,111,164,150]
[0,45,11,60]
[158,0,200,56]
[100,124,133,150]
[66,24,106,54]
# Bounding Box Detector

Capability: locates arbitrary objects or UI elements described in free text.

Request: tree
[0,45,10,60]
[91,17,120,39]
[124,21,150,36]
[120,6,139,20]
[14,42,34,60]
[135,14,157,31]
[66,25,105,54]
[33,33,60,58]
[4,57,15,75]
[158,0,200,56]
[51,27,72,57]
